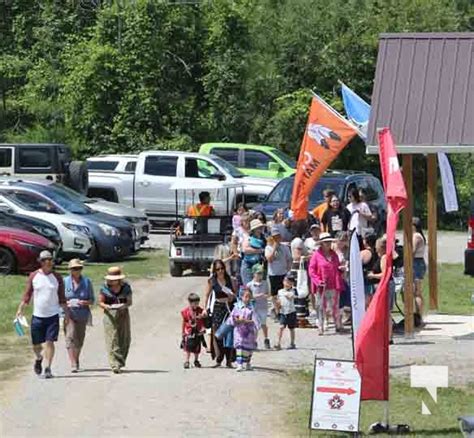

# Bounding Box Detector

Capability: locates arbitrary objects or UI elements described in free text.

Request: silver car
[3,179,149,244]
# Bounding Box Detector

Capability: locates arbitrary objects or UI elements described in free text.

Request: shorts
[64,318,88,349]
[269,275,285,297]
[31,314,60,345]
[364,282,375,297]
[255,306,267,326]
[279,312,297,329]
[414,258,426,280]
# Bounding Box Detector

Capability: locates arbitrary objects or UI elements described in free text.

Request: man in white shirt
[17,251,70,379]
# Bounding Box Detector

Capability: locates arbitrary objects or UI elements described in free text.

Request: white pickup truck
[87,151,278,224]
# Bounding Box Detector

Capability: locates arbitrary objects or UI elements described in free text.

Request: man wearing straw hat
[16,251,70,379]
[98,266,133,374]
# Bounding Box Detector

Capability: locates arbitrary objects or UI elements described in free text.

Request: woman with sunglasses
[63,259,94,373]
[203,260,236,368]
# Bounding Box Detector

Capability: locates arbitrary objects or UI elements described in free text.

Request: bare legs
[43,341,54,368]
[67,347,81,368]
[276,327,295,348]
[414,279,424,319]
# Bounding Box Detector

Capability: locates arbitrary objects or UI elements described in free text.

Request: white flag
[437,152,459,213]
[349,231,365,347]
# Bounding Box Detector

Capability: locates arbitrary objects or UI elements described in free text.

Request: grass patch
[288,369,473,437]
[0,249,168,336]
[422,264,473,315]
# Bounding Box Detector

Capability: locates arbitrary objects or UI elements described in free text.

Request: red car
[0,227,56,275]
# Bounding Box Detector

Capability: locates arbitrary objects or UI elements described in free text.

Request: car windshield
[19,183,92,215]
[271,149,296,168]
[211,156,245,178]
[50,183,91,203]
[267,178,343,206]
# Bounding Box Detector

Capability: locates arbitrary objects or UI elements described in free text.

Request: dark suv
[0,144,88,194]
[255,170,387,234]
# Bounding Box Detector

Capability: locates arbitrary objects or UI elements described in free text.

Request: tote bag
[296,259,309,298]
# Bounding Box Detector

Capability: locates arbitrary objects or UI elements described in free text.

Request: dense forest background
[0,0,472,227]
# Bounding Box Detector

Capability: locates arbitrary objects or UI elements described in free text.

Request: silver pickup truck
[87,151,278,224]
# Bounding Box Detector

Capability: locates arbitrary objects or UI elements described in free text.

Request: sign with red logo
[310,358,361,433]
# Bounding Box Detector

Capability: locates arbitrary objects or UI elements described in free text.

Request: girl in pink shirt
[308,233,344,335]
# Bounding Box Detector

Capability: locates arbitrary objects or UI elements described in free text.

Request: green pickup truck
[199,143,295,179]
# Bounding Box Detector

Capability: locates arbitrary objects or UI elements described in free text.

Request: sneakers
[184,361,190,369]
[193,360,202,368]
[112,367,122,374]
[44,367,53,379]
[274,344,281,351]
[34,357,43,375]
[264,338,271,349]
[245,363,253,371]
[236,364,244,372]
[288,343,296,350]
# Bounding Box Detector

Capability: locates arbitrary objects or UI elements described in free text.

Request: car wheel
[88,241,100,262]
[0,247,16,275]
[169,260,183,277]
[67,161,89,194]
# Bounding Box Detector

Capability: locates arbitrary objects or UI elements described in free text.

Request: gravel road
[1,271,472,437]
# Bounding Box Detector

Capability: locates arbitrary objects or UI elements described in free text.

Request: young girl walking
[230,290,259,372]
[181,293,206,369]
[245,264,271,349]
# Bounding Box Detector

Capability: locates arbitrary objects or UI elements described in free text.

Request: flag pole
[310,90,365,139]
[349,229,356,361]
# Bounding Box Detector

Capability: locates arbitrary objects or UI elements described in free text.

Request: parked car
[255,170,387,234]
[0,143,88,193]
[7,179,149,244]
[0,188,92,260]
[0,227,56,274]
[465,197,474,276]
[0,182,139,262]
[0,205,62,250]
[87,152,278,225]
[199,143,296,179]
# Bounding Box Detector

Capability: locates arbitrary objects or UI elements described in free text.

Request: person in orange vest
[187,191,215,217]
[311,189,335,223]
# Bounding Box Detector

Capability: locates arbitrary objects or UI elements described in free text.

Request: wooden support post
[402,154,414,336]
[427,154,439,310]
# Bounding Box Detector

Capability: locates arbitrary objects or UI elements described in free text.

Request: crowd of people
[181,186,427,370]
[16,186,427,377]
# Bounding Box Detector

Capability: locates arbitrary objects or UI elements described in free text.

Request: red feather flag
[355,128,407,400]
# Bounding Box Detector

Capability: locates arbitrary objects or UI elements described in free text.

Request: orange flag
[291,95,357,220]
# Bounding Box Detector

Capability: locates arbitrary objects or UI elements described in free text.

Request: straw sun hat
[68,258,84,269]
[104,266,126,281]
[318,232,336,243]
[250,219,265,231]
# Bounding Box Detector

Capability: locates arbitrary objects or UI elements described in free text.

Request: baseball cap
[38,250,53,261]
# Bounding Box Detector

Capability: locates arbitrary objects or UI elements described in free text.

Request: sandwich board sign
[309,358,361,433]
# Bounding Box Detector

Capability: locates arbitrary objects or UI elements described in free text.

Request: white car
[87,152,278,224]
[21,180,150,244]
[0,192,92,260]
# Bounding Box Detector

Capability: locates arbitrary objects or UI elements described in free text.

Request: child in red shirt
[181,293,205,369]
